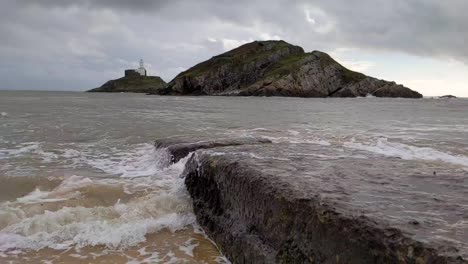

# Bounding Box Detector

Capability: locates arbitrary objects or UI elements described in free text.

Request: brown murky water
[0,91,467,263]
[2,230,223,263]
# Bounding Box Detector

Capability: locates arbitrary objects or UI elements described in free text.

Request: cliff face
[88,75,166,93]
[157,40,422,98]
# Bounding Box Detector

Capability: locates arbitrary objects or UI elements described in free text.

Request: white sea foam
[344,137,468,168]
[0,144,196,253]
[0,184,195,252]
[0,142,40,160]
[15,188,65,204]
[216,256,232,263]
[224,128,331,146]
[269,136,331,146]
[16,176,94,204]
[0,142,61,163]
[79,143,170,178]
[36,149,59,163]
[53,175,94,191]
[60,148,81,158]
[288,130,301,136]
[0,208,195,251]
[0,112,7,117]
[129,249,162,264]
[301,138,331,146]
[178,238,199,257]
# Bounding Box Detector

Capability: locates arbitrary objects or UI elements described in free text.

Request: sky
[1,0,467,96]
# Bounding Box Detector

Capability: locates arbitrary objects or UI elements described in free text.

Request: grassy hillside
[88,76,167,93]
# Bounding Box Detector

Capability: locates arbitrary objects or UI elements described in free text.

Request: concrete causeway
[156,138,468,263]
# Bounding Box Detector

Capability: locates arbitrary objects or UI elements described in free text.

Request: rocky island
[440,95,457,99]
[88,75,166,93]
[88,59,167,93]
[155,40,422,98]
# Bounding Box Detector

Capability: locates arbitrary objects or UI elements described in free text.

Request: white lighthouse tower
[135,59,147,76]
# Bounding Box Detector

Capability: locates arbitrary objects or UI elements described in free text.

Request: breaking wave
[0,143,196,253]
[344,137,468,168]
[75,143,172,178]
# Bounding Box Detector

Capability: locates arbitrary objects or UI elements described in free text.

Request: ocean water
[0,91,467,263]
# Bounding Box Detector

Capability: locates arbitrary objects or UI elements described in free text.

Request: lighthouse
[124,59,148,77]
[135,59,147,76]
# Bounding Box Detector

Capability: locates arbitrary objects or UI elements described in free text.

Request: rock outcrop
[88,75,166,93]
[155,40,422,98]
[155,137,272,163]
[440,95,457,99]
[156,137,467,263]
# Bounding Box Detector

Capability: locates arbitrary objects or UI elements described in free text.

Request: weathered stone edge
[154,137,272,163]
[182,152,466,264]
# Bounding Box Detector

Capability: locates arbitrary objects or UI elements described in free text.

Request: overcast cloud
[1,0,467,95]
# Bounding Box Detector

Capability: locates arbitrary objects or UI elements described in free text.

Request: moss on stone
[176,40,304,79]
[176,41,363,86]
[314,51,336,69]
[340,68,366,84]
[264,53,311,79]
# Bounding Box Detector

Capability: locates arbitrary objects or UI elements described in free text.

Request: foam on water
[15,188,68,204]
[0,208,195,251]
[178,238,199,257]
[344,137,468,168]
[15,176,94,204]
[226,128,332,146]
[0,143,201,257]
[0,141,171,177]
[0,142,40,160]
[0,142,63,164]
[64,143,172,178]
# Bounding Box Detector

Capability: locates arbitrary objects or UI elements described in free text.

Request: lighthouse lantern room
[135,59,147,76]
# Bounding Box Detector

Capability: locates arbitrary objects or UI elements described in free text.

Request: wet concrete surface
[158,138,468,263]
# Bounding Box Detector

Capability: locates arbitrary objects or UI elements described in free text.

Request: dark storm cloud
[1,0,467,90]
[315,0,468,60]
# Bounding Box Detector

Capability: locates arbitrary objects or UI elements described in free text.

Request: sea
[0,91,467,263]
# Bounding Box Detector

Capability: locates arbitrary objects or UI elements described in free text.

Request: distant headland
[90,40,423,98]
[439,95,457,99]
[87,59,166,93]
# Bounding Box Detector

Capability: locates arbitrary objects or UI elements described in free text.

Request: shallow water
[0,91,467,263]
